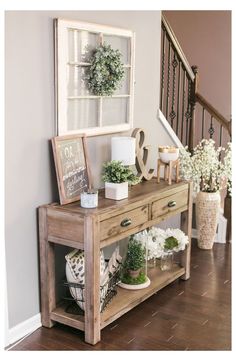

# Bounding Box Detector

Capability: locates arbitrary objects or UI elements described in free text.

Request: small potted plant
[119,236,150,290]
[123,236,145,278]
[102,160,139,200]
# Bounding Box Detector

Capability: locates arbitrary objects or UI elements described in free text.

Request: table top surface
[43,179,190,216]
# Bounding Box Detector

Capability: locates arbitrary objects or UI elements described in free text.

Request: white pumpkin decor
[65,247,122,311]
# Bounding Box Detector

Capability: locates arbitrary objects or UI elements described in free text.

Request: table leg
[84,215,101,345]
[39,207,56,327]
[180,182,193,280]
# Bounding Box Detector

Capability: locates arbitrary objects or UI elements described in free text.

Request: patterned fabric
[65,247,122,311]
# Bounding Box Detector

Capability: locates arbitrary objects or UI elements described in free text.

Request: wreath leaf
[87,43,125,96]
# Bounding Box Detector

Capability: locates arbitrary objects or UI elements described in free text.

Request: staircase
[160,15,231,151]
[160,15,232,242]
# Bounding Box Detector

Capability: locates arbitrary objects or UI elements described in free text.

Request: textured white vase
[105,182,128,200]
[196,191,221,249]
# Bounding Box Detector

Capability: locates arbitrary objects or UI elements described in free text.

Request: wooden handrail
[195,92,231,137]
[162,15,195,81]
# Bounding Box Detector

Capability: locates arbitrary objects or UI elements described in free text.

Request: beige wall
[163,11,231,121]
[5,10,178,330]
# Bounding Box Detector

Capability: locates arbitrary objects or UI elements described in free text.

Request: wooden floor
[10,239,231,351]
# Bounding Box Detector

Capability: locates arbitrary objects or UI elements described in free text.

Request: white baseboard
[6,313,42,348]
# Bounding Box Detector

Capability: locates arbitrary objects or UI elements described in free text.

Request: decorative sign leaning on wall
[55,18,135,136]
[51,134,91,205]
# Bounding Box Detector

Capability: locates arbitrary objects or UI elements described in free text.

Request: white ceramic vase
[195,191,221,249]
[105,181,128,200]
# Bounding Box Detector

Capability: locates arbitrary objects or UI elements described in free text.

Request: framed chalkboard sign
[51,134,91,205]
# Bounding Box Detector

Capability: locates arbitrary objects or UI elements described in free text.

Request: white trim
[4,275,9,348]
[6,313,42,348]
[57,18,133,37]
[157,109,183,149]
[214,212,227,244]
[58,123,131,137]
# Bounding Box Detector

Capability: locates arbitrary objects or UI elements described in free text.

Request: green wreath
[87,43,125,96]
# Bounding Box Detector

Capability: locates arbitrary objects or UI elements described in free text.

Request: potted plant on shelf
[102,160,139,200]
[179,139,232,249]
[119,235,150,290]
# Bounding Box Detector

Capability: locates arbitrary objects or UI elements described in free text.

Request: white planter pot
[105,182,128,200]
[158,147,179,163]
[196,191,221,249]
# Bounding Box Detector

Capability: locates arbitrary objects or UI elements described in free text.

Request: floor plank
[10,240,231,351]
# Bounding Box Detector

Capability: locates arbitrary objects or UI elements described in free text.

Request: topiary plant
[123,236,146,271]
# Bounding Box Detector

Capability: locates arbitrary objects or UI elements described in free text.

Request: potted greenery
[123,237,145,278]
[102,160,139,200]
[119,236,150,290]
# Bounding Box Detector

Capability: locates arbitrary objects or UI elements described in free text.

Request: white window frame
[54,19,135,136]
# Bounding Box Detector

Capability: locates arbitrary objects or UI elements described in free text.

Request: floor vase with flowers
[196,191,221,249]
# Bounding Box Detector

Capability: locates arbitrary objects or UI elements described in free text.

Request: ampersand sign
[131,128,154,181]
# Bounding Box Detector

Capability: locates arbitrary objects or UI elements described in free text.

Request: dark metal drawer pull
[168,200,176,208]
[120,218,132,227]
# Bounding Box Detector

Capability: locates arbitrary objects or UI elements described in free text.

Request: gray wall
[5,10,174,329]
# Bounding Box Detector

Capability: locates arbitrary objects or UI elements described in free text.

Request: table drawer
[100,205,149,240]
[152,189,188,220]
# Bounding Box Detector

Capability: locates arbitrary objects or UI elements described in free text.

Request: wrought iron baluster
[160,27,166,111]
[166,39,171,119]
[219,124,223,147]
[181,69,186,144]
[202,107,205,139]
[176,58,181,137]
[185,77,192,145]
[170,52,178,127]
[219,125,223,160]
[208,116,215,139]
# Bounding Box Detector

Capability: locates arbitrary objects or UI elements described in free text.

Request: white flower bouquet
[179,139,232,195]
[132,227,189,260]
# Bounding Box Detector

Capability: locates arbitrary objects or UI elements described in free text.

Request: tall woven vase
[196,191,221,249]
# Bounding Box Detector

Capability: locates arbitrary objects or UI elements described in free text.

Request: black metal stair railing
[160,15,231,150]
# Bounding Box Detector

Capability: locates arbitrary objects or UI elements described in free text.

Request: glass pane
[113,67,130,95]
[68,29,99,63]
[67,99,99,130]
[102,98,128,126]
[67,66,90,96]
[103,35,130,64]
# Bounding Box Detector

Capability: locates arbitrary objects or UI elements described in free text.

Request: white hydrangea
[164,228,189,252]
[179,139,232,194]
[132,227,189,260]
[132,229,148,249]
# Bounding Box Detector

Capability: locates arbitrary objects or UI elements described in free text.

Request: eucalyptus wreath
[87,43,125,96]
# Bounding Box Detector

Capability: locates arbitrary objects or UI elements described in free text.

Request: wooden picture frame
[51,134,91,205]
[54,18,135,137]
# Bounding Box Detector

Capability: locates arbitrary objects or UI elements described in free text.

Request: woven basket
[196,191,221,249]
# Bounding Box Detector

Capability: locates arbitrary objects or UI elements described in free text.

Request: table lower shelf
[50,264,185,331]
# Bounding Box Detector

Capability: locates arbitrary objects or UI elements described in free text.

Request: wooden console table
[39,179,192,345]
